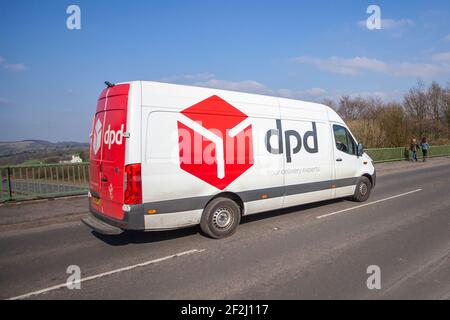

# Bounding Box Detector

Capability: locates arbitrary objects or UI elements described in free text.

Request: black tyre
[200,197,241,239]
[352,176,372,202]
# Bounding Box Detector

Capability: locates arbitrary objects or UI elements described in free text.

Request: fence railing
[0,163,89,202]
[0,145,449,202]
[365,145,450,163]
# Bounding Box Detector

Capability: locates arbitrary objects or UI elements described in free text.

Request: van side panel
[141,111,285,212]
[134,81,375,230]
[281,120,334,207]
[278,99,334,208]
[140,83,285,226]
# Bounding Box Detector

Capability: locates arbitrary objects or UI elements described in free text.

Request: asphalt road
[1,163,449,300]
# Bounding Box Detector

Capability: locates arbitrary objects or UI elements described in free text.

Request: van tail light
[124,164,142,205]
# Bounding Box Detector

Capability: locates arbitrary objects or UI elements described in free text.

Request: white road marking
[316,189,423,219]
[8,248,205,300]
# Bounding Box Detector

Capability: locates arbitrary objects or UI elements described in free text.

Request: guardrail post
[7,167,12,201]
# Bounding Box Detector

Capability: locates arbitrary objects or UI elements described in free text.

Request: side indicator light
[147,209,157,214]
[261,194,268,199]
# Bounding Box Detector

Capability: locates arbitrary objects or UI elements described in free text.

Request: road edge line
[316,189,423,219]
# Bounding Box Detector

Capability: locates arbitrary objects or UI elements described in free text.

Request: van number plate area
[91,197,102,206]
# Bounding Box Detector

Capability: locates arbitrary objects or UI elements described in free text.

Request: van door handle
[101,177,108,182]
[336,158,343,162]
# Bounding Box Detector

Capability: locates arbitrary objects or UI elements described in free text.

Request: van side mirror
[357,143,364,157]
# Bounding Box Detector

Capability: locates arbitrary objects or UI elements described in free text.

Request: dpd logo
[104,124,124,150]
[177,95,254,190]
[265,119,318,162]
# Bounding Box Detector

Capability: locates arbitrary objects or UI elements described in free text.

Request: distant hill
[0,140,89,165]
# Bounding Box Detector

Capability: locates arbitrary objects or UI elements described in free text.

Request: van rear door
[90,84,130,220]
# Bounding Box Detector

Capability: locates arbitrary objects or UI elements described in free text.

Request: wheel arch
[362,173,373,187]
[207,191,245,215]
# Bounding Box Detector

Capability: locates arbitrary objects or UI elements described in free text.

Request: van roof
[119,80,342,122]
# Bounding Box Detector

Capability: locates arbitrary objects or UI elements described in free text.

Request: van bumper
[85,202,146,233]
[81,213,123,235]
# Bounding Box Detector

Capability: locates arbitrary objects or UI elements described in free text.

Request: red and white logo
[104,124,124,150]
[92,120,125,155]
[93,118,102,155]
[177,95,254,190]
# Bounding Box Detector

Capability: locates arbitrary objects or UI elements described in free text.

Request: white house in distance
[60,155,83,164]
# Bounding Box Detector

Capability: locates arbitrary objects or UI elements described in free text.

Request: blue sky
[1,0,450,142]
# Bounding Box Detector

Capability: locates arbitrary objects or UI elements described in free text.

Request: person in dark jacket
[420,137,429,162]
[410,138,419,162]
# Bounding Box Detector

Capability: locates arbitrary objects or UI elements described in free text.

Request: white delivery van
[82,81,376,238]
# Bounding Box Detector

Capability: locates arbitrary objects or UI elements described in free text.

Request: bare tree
[338,96,371,120]
[317,81,450,148]
[403,81,429,137]
[443,85,450,139]
[428,81,443,140]
[379,103,409,147]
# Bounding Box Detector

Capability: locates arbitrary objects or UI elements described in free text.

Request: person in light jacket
[420,137,429,162]
[409,138,419,162]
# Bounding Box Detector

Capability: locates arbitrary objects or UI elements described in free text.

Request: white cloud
[432,52,450,62]
[0,56,26,72]
[160,73,409,104]
[357,18,414,30]
[165,75,328,102]
[195,79,328,101]
[277,87,326,100]
[316,89,405,105]
[380,18,414,30]
[391,62,445,78]
[3,63,26,72]
[292,55,450,78]
[292,56,388,75]
[277,87,403,104]
[346,90,402,101]
[161,72,215,82]
[194,79,274,95]
[299,87,326,96]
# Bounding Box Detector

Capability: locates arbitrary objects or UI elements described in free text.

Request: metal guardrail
[366,145,450,163]
[0,145,449,202]
[0,163,89,202]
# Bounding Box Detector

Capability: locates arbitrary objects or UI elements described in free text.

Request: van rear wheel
[200,197,241,239]
[352,176,372,202]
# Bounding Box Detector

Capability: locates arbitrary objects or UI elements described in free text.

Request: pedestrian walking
[421,137,429,162]
[409,138,419,162]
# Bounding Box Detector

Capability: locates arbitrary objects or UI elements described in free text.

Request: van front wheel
[352,176,372,202]
[200,197,241,239]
